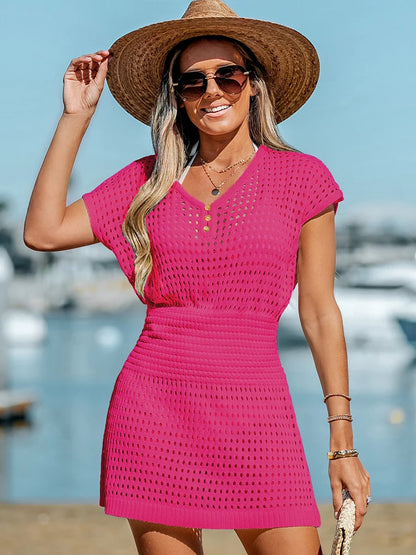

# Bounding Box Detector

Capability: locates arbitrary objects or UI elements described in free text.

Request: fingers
[69,50,110,68]
[349,486,368,531]
[95,55,110,86]
[329,458,371,532]
[63,50,110,115]
[331,481,343,520]
[67,50,110,80]
[350,466,371,531]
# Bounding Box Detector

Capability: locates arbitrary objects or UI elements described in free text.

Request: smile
[202,105,231,113]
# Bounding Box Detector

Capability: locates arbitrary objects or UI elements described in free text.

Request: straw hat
[107,0,320,125]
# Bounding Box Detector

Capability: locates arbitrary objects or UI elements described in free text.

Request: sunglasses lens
[177,72,206,101]
[175,66,248,101]
[216,66,248,94]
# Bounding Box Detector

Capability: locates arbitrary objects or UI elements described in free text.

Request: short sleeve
[82,155,155,251]
[300,156,344,225]
[81,155,155,304]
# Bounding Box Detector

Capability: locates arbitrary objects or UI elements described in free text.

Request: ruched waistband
[123,306,283,382]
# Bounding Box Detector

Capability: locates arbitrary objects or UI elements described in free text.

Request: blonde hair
[123,36,295,296]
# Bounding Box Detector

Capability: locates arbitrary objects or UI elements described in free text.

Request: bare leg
[128,520,203,555]
[235,526,323,555]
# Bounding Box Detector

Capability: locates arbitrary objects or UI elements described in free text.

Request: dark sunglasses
[172,64,250,102]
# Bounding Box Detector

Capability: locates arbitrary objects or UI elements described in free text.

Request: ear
[249,81,258,98]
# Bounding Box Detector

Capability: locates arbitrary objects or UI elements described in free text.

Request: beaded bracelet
[323,393,352,403]
[327,449,359,460]
[328,414,353,423]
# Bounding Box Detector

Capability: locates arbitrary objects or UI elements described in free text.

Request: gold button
[205,215,212,221]
[203,225,210,232]
[205,204,211,211]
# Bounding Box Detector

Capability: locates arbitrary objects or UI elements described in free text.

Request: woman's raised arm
[24,50,110,251]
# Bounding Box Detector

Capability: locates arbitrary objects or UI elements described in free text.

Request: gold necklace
[198,151,254,174]
[201,158,245,196]
[199,152,255,197]
[201,163,247,232]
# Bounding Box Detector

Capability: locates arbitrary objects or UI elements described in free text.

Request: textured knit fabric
[82,145,344,529]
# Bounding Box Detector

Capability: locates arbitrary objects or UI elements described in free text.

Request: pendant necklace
[199,150,255,197]
[195,144,257,233]
[200,159,247,196]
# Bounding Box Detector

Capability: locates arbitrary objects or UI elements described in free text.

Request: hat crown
[182,0,238,20]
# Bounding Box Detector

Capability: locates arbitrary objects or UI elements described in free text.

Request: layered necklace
[199,148,256,197]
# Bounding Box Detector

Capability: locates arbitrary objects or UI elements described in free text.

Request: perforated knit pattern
[82,145,343,529]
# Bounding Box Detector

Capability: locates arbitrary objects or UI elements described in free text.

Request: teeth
[205,105,230,113]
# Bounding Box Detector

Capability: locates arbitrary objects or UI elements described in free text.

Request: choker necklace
[199,151,255,174]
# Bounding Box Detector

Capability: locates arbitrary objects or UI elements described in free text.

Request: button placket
[203,203,212,232]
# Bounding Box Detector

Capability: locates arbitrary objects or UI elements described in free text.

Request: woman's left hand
[329,456,371,531]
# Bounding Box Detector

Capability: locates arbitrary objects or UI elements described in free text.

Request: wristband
[327,414,353,423]
[327,449,359,460]
[323,393,352,403]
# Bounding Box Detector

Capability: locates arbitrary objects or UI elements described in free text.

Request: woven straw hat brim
[107,15,319,126]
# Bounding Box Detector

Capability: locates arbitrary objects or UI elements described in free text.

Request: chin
[198,119,245,137]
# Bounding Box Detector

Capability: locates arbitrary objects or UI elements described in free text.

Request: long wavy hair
[123,36,295,296]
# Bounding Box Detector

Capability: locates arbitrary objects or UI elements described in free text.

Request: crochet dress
[82,145,344,529]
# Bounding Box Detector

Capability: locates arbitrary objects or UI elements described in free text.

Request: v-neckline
[173,144,264,209]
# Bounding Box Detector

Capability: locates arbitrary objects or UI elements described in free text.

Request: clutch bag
[330,490,356,555]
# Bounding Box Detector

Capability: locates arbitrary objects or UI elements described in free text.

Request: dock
[0,390,36,422]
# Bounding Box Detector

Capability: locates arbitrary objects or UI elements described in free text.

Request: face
[177,39,257,140]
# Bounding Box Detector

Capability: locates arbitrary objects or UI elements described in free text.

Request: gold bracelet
[323,393,352,403]
[327,449,359,460]
[328,414,353,423]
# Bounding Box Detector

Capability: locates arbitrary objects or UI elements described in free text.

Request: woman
[24,1,370,553]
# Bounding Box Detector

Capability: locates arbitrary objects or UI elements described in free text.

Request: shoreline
[1,503,415,554]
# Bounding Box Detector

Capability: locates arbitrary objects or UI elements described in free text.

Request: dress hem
[100,497,321,530]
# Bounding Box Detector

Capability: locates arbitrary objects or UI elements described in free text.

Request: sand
[1,503,415,554]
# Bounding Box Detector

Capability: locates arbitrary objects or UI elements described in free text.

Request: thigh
[128,519,203,555]
[235,526,322,555]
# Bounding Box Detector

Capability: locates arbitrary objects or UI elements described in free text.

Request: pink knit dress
[82,145,343,529]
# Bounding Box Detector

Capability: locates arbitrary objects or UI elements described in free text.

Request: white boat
[8,244,138,313]
[341,261,416,291]
[3,309,48,347]
[279,261,416,349]
[0,247,38,418]
[0,247,14,382]
[0,389,36,421]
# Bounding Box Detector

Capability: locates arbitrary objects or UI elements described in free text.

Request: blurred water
[1,308,415,503]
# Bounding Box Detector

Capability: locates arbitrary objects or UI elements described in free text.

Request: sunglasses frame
[172,64,251,102]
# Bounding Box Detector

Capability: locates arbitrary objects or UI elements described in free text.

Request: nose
[204,73,223,97]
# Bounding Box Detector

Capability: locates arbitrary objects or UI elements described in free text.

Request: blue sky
[1,0,415,222]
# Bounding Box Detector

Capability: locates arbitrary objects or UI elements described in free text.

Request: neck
[197,126,255,165]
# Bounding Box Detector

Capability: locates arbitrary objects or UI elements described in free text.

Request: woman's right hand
[24,50,111,252]
[63,50,110,116]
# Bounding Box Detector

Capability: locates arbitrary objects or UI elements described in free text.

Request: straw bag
[330,490,356,555]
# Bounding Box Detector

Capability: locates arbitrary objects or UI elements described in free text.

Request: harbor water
[1,306,415,503]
